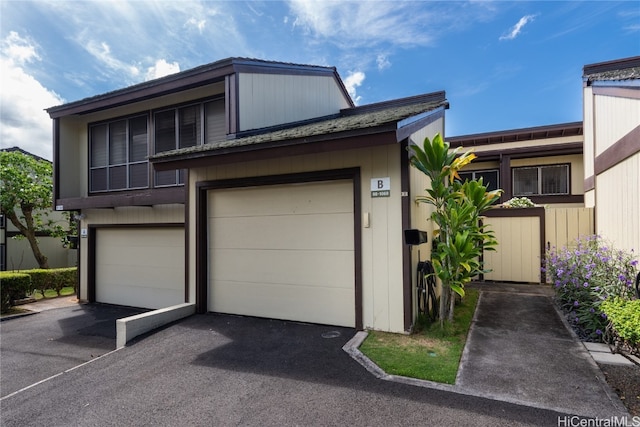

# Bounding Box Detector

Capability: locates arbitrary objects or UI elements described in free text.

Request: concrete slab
[584,342,611,353]
[590,351,634,366]
[116,302,195,348]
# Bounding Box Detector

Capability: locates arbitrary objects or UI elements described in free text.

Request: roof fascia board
[469,141,583,161]
[396,106,446,142]
[152,128,397,171]
[448,121,583,147]
[583,56,640,75]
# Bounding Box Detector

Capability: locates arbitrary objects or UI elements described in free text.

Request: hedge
[0,272,32,313]
[0,268,77,313]
[601,297,640,354]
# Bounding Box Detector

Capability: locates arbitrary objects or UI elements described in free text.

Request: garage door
[95,228,185,309]
[208,180,355,327]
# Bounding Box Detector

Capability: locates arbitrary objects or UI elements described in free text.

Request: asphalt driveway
[0,310,566,426]
[0,303,145,398]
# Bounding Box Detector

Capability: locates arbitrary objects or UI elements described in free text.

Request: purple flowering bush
[545,235,639,342]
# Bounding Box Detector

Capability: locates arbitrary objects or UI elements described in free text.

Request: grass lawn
[32,286,76,300]
[359,287,479,384]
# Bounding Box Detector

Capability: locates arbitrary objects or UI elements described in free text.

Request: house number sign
[371,177,390,198]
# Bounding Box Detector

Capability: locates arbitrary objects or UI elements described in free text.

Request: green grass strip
[359,287,479,384]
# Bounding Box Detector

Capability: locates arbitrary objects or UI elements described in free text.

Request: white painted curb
[116,302,195,349]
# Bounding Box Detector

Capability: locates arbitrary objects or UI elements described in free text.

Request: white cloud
[84,38,140,78]
[376,54,391,71]
[500,15,537,41]
[0,32,63,161]
[146,59,181,80]
[344,71,365,105]
[287,0,437,48]
[186,17,207,33]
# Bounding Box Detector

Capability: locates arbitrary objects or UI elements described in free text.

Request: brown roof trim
[470,141,583,161]
[594,124,640,176]
[151,94,447,169]
[583,56,640,76]
[448,122,583,147]
[47,58,351,118]
[341,91,446,115]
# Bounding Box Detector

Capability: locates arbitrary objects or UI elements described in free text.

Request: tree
[410,133,502,324]
[0,150,68,269]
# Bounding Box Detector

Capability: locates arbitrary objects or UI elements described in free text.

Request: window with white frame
[89,115,149,192]
[512,164,569,196]
[154,98,225,186]
[457,169,499,192]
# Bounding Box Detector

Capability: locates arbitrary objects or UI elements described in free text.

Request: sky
[1,1,639,161]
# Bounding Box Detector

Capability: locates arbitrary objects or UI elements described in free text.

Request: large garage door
[208,180,355,327]
[95,228,185,309]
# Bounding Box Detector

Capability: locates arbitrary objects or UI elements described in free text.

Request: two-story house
[47,58,448,333]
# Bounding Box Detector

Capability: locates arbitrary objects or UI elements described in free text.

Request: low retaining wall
[116,303,195,349]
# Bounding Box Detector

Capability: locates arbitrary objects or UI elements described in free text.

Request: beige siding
[596,154,640,255]
[77,205,185,301]
[4,237,74,270]
[593,95,640,156]
[190,144,407,332]
[238,73,351,131]
[484,216,541,283]
[545,207,595,251]
[583,86,595,207]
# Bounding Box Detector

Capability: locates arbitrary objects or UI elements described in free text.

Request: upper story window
[513,164,569,196]
[154,98,225,186]
[90,115,149,193]
[457,169,499,192]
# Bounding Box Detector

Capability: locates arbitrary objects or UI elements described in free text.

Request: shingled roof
[583,56,640,83]
[150,92,448,166]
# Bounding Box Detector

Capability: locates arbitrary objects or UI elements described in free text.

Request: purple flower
[573,301,579,307]
[583,282,589,288]
[601,313,607,319]
[596,329,602,335]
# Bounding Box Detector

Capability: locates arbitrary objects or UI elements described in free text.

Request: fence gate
[481,207,594,284]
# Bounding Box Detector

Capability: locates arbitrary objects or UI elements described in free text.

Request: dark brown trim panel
[399,140,413,332]
[594,124,640,176]
[584,175,595,192]
[592,86,640,100]
[195,168,363,330]
[55,186,185,210]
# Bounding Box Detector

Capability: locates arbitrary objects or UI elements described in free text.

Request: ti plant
[410,133,502,324]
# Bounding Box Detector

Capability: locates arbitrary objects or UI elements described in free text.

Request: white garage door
[208,180,355,327]
[95,228,185,309]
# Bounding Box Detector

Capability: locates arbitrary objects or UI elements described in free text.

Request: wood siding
[237,73,351,132]
[190,144,407,332]
[545,207,595,251]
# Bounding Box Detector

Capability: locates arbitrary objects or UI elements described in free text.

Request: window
[90,115,149,192]
[457,169,499,192]
[154,98,225,186]
[513,164,569,196]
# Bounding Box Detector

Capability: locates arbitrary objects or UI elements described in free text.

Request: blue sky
[1,1,639,160]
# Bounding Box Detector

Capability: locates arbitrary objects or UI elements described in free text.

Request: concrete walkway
[455,283,629,418]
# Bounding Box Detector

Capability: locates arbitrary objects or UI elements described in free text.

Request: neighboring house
[448,123,592,284]
[46,57,449,333]
[0,147,76,271]
[582,56,640,256]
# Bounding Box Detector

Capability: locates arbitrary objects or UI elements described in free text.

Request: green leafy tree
[0,150,68,269]
[410,133,502,324]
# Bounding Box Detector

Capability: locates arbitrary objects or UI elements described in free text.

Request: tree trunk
[5,208,49,269]
[448,289,456,322]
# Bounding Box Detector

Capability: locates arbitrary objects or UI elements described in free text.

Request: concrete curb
[116,303,196,349]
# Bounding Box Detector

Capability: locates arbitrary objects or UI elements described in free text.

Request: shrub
[503,196,536,208]
[18,268,78,297]
[545,235,638,342]
[0,272,32,313]
[601,298,640,354]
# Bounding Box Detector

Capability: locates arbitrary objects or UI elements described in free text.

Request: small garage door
[208,180,355,327]
[95,228,185,309]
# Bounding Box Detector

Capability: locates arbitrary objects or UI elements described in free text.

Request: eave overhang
[150,93,448,171]
[46,57,353,118]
